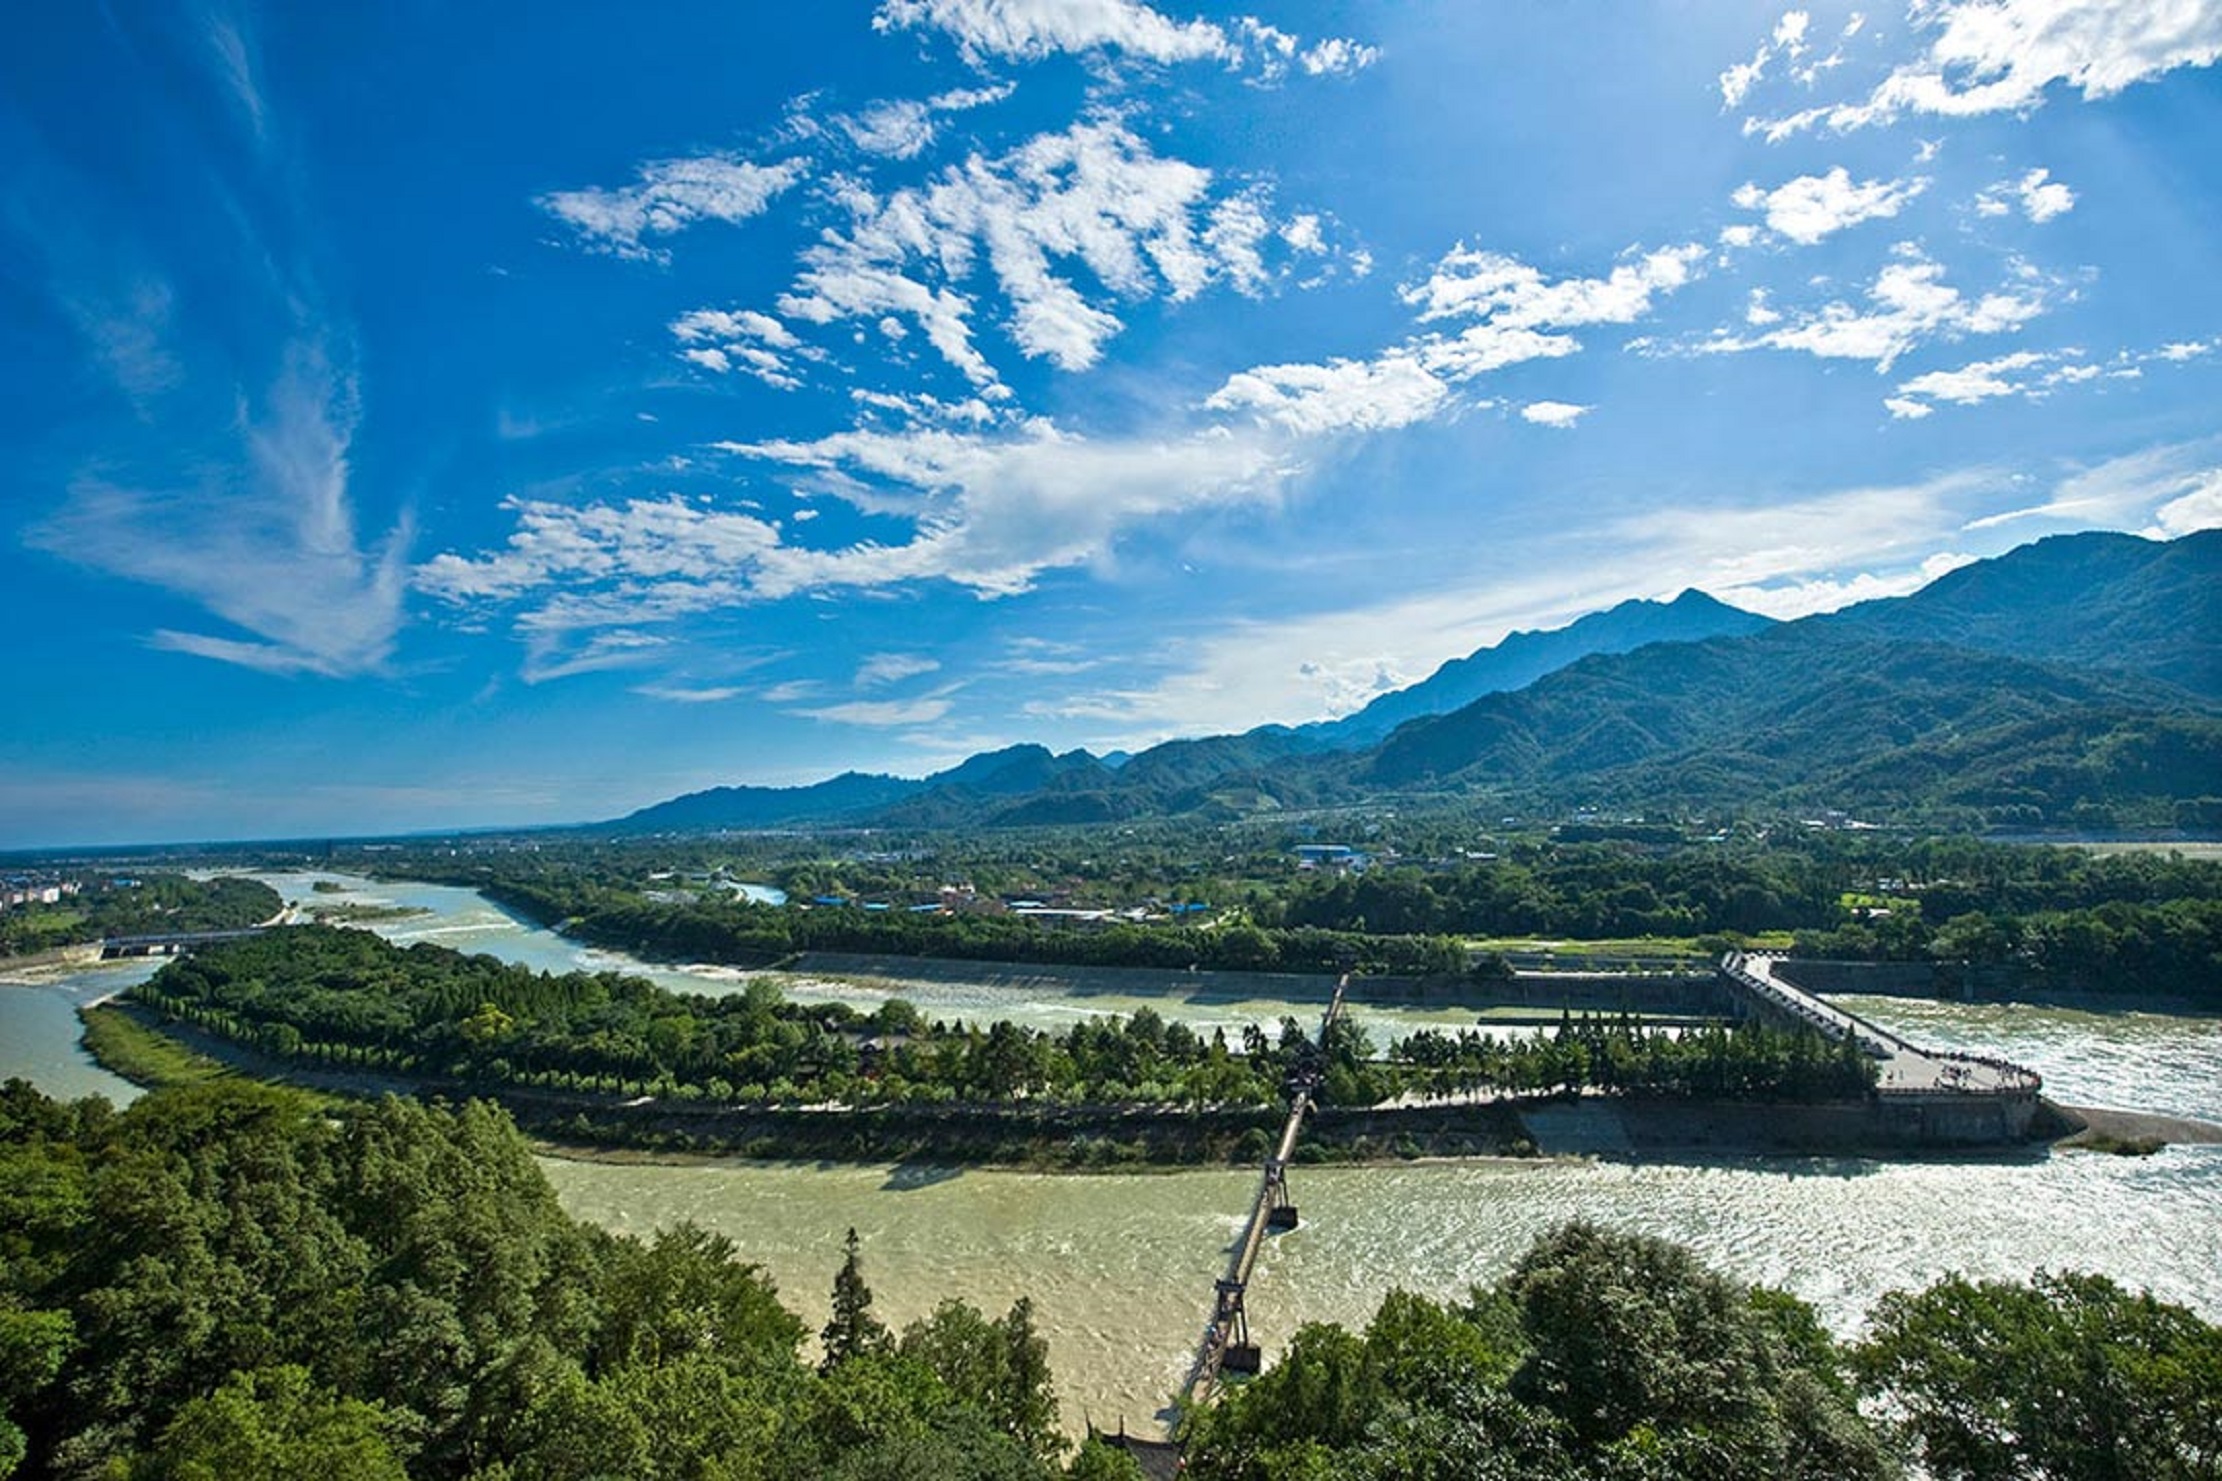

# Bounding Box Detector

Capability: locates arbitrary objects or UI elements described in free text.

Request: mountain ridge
[1303,588,1774,748]
[599,530,2222,834]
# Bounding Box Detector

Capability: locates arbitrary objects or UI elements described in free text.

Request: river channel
[5,871,2219,1434]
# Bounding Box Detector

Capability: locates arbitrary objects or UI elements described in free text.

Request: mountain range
[604,529,2222,834]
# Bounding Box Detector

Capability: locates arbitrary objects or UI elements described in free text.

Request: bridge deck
[99,927,269,958]
[1177,972,1349,1414]
[1722,951,2038,1096]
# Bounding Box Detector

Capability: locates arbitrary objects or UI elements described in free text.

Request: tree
[1504,1222,1890,1478]
[998,1297,1061,1464]
[129,1366,406,1481]
[1857,1270,2222,1481]
[822,1228,892,1371]
[1064,1435,1146,1480]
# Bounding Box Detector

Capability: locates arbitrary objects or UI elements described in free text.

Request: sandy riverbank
[0,944,107,986]
[2052,1102,2222,1147]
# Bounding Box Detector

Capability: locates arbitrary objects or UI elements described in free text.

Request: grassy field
[78,1004,236,1090]
[1467,933,1796,957]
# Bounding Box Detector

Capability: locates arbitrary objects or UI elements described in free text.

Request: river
[5,870,2219,1435]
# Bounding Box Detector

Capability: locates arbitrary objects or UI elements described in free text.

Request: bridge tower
[1263,1158,1298,1232]
[1215,1278,1260,1375]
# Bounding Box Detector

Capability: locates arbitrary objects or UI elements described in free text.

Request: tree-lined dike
[54,870,2222,1166]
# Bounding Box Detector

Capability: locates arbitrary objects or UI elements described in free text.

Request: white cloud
[1697,246,2050,372]
[1750,0,2222,137]
[1281,214,1325,254]
[1720,9,1815,106]
[1402,242,1707,328]
[857,652,943,687]
[1713,550,1978,618]
[1203,191,1274,295]
[724,420,1293,598]
[2017,167,2077,221]
[1730,166,1925,245]
[1051,467,2006,742]
[872,0,1379,82]
[205,13,268,141]
[670,306,810,388]
[1300,36,1380,76]
[539,154,804,260]
[522,630,667,685]
[796,697,955,727]
[1521,400,1591,428]
[873,0,1232,64]
[62,277,181,404]
[422,422,1295,666]
[1960,439,2222,532]
[841,99,938,159]
[634,683,747,703]
[1204,350,1452,434]
[1886,332,2210,418]
[834,82,1015,161]
[30,341,409,677]
[767,118,1336,385]
[1890,349,2051,411]
[2143,470,2222,538]
[1208,242,1701,435]
[415,494,785,604]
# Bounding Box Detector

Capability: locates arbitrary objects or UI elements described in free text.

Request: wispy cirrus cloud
[1960,439,2222,535]
[539,154,805,260]
[31,340,412,677]
[1028,463,2058,740]
[856,652,943,687]
[417,420,1294,677]
[11,8,411,683]
[633,682,748,703]
[796,696,956,727]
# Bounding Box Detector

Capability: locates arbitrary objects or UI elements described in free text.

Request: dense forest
[5,1080,2217,1480]
[374,831,2222,1005]
[478,876,1468,980]
[1180,1221,2222,1481]
[0,1079,1084,1480]
[126,927,1873,1123]
[0,874,279,956]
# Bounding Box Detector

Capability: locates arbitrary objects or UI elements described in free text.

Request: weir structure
[1176,971,1350,1411]
[1113,952,2045,1464]
[1719,950,2043,1140]
[99,928,267,959]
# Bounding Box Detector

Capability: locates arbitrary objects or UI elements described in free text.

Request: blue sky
[5,0,2221,847]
